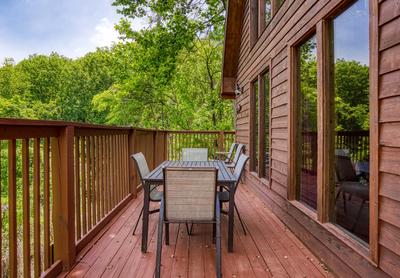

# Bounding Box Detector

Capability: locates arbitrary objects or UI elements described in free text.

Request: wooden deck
[63,183,334,278]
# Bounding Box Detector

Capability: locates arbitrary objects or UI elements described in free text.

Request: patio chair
[216,142,238,162]
[219,154,249,235]
[131,152,162,235]
[182,148,208,161]
[335,155,369,231]
[225,143,245,169]
[155,167,221,278]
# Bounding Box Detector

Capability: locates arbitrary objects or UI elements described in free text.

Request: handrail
[0,118,235,277]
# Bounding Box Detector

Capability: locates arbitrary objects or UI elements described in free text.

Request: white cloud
[90,17,120,47]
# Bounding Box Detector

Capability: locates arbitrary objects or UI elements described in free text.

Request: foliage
[299,38,369,132]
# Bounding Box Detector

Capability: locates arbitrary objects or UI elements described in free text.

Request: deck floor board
[63,183,334,278]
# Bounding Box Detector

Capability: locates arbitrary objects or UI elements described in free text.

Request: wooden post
[51,126,76,270]
[217,131,225,161]
[128,128,137,197]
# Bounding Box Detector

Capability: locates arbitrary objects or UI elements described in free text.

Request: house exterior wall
[233,0,400,276]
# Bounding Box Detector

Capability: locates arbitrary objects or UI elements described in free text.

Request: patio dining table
[141,160,237,253]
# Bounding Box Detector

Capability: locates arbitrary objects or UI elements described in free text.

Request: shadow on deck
[63,183,334,278]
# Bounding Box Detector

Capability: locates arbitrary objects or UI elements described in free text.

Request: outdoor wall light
[235,83,242,96]
[236,104,242,113]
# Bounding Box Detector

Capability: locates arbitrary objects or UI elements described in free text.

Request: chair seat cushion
[218,191,230,202]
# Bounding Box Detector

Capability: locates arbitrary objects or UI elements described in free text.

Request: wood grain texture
[64,187,333,278]
[226,0,400,275]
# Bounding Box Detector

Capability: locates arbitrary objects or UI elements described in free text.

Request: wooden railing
[167,131,235,160]
[0,119,234,277]
[301,131,369,172]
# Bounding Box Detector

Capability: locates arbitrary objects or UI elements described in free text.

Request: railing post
[218,131,225,152]
[51,125,76,270]
[128,128,137,198]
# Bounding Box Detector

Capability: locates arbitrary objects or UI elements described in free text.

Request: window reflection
[252,81,259,172]
[263,72,270,178]
[265,0,272,25]
[332,0,370,242]
[297,34,318,210]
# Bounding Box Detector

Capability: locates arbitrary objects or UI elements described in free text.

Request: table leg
[228,185,234,252]
[141,181,150,253]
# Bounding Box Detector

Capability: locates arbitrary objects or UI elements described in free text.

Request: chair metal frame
[225,143,245,169]
[335,155,369,231]
[155,167,222,278]
[219,154,249,235]
[131,152,162,235]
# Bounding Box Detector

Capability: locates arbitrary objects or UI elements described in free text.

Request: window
[296,34,318,210]
[276,0,284,9]
[261,0,272,29]
[331,0,370,242]
[252,0,280,46]
[261,71,270,178]
[250,80,259,172]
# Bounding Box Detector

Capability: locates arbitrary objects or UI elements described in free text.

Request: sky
[0,0,145,63]
[0,0,369,65]
[334,0,369,66]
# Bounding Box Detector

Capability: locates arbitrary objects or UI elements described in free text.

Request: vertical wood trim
[75,137,81,240]
[107,135,111,211]
[271,0,278,16]
[33,138,41,277]
[268,59,273,183]
[51,126,76,270]
[258,0,266,35]
[250,0,259,47]
[258,73,265,177]
[316,20,335,223]
[22,139,31,278]
[87,136,92,230]
[8,139,17,278]
[99,135,104,219]
[91,135,96,225]
[287,45,298,200]
[44,137,51,268]
[249,79,257,171]
[81,137,87,235]
[129,129,136,197]
[95,136,100,222]
[369,0,379,264]
[0,143,1,278]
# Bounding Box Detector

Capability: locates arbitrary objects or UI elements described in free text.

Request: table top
[143,160,237,185]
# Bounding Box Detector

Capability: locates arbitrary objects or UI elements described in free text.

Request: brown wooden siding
[377,0,400,276]
[234,0,400,276]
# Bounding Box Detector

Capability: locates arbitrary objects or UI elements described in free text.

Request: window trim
[250,66,271,179]
[288,0,379,263]
[249,78,259,172]
[251,0,285,47]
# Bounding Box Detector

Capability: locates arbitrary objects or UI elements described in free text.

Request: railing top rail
[167,130,235,134]
[0,118,131,130]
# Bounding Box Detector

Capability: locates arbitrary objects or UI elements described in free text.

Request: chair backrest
[163,167,217,221]
[225,143,238,163]
[131,152,150,183]
[335,155,357,182]
[230,144,245,166]
[233,154,249,192]
[182,148,208,161]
